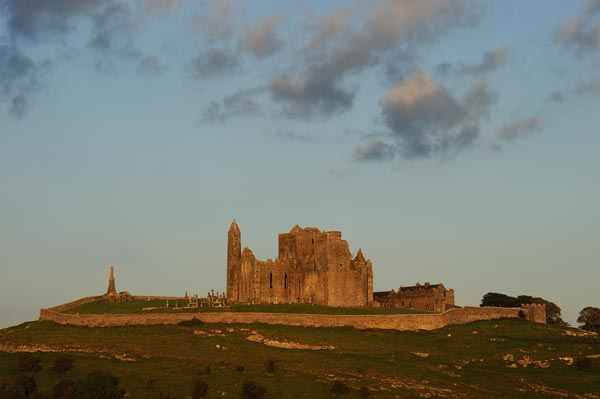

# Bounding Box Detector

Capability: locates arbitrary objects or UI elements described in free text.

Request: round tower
[227,219,241,301]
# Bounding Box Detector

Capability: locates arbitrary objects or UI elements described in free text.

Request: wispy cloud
[555,0,600,55]
[436,45,512,76]
[240,14,286,58]
[497,116,542,141]
[353,138,394,161]
[202,87,263,123]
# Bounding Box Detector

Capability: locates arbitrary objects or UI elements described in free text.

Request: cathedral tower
[227,219,241,300]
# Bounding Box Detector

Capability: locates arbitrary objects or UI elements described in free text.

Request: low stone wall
[39,304,533,331]
[46,296,104,313]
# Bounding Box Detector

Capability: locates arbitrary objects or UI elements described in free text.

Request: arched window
[284,273,287,289]
[269,272,273,289]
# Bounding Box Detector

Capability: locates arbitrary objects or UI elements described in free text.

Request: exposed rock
[246,333,335,351]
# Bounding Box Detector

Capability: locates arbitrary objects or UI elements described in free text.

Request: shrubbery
[52,356,73,373]
[177,318,204,327]
[330,380,351,396]
[18,354,41,373]
[191,381,208,399]
[265,358,276,373]
[576,356,592,370]
[51,379,76,399]
[73,371,124,399]
[1,375,37,399]
[240,381,266,399]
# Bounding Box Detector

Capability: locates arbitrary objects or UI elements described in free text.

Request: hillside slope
[1,319,598,398]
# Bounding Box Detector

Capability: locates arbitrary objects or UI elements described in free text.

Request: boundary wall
[40,297,545,331]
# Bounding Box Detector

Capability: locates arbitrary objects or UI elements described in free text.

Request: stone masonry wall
[39,304,539,331]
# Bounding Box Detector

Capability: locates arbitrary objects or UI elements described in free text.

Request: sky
[1,0,599,328]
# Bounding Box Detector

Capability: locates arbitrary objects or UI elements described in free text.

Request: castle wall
[39,304,543,330]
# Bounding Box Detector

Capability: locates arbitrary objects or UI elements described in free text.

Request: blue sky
[1,0,599,328]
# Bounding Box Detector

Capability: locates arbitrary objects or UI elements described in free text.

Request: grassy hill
[1,318,598,398]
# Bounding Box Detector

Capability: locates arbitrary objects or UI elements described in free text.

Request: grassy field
[1,318,598,398]
[62,300,434,315]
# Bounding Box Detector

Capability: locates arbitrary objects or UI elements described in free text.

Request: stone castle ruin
[38,221,547,329]
[226,220,374,307]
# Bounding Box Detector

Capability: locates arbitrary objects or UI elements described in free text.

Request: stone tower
[227,219,241,301]
[106,266,117,296]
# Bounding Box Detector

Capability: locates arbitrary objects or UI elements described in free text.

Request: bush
[18,354,41,373]
[518,310,526,319]
[359,386,371,398]
[52,356,73,373]
[75,370,124,399]
[145,379,155,390]
[576,356,592,370]
[0,381,21,399]
[1,376,37,399]
[30,394,49,399]
[235,366,245,372]
[196,364,211,376]
[15,375,37,397]
[191,381,209,399]
[240,381,266,399]
[52,379,76,399]
[158,394,176,399]
[177,318,204,327]
[265,358,276,373]
[330,380,351,396]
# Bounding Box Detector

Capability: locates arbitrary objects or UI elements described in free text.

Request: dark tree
[52,379,76,399]
[240,381,266,399]
[52,356,73,373]
[74,371,124,399]
[330,380,351,396]
[191,381,208,399]
[265,358,276,373]
[577,307,600,333]
[18,354,41,373]
[480,293,520,308]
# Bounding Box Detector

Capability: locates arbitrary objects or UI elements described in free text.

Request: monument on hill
[226,220,374,307]
[103,266,132,303]
[106,265,117,296]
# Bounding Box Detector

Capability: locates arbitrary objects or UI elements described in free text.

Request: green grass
[1,319,598,398]
[63,300,434,315]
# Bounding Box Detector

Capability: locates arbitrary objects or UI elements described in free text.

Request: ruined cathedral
[226,220,374,307]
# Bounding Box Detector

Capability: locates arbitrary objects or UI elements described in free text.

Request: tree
[18,354,41,373]
[191,381,208,399]
[480,292,566,325]
[331,380,351,396]
[52,379,76,399]
[480,293,520,308]
[74,371,124,399]
[240,381,266,399]
[52,356,73,373]
[577,307,600,333]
